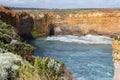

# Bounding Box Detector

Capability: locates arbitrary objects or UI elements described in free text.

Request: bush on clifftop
[17,57,64,80]
[0,21,35,60]
[0,52,22,80]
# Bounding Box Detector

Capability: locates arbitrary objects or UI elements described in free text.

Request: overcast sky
[0,0,120,9]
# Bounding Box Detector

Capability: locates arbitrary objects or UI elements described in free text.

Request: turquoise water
[31,35,114,80]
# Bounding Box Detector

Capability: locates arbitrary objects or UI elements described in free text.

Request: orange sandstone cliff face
[20,9,120,37]
[1,8,120,37]
[52,10,120,37]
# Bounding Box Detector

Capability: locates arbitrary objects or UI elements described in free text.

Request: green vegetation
[0,51,64,80]
[17,57,64,80]
[0,52,22,80]
[0,20,35,58]
[0,20,20,43]
[0,21,12,35]
[0,21,67,80]
[32,30,40,38]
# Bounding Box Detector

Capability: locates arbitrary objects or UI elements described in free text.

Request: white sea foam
[45,34,112,44]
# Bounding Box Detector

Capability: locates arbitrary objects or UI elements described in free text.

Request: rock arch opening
[48,23,55,36]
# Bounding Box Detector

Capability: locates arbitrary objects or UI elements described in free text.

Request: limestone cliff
[53,10,120,37]
[112,38,120,80]
[20,9,120,37]
[16,10,54,37]
[33,13,53,37]
[18,12,34,39]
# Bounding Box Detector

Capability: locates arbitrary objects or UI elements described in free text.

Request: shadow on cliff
[48,23,55,36]
[18,12,34,40]
[0,6,34,41]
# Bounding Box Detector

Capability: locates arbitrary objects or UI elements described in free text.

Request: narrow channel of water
[30,35,114,80]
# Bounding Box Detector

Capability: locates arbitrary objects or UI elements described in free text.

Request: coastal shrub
[0,52,22,80]
[0,42,13,53]
[0,41,35,62]
[0,21,35,63]
[32,30,40,38]
[0,47,8,53]
[0,21,20,44]
[0,21,12,35]
[0,49,65,80]
[17,57,64,80]
[47,58,62,74]
[10,41,36,58]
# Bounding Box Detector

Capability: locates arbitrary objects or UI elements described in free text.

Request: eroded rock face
[18,12,34,40]
[20,9,120,37]
[0,6,34,40]
[53,10,120,37]
[33,13,53,37]
[0,6,19,27]
[112,40,120,80]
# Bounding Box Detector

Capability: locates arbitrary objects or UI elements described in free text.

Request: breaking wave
[45,34,112,44]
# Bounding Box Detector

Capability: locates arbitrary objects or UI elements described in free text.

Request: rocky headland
[15,9,120,38]
[0,6,74,80]
[15,8,120,80]
[1,6,120,80]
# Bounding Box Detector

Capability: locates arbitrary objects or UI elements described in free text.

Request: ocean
[30,34,114,80]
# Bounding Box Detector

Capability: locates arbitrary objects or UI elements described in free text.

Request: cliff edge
[112,38,120,80]
[0,6,34,40]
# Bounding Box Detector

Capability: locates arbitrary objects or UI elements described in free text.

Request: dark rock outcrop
[48,23,55,36]
[0,6,34,40]
[0,6,19,27]
[18,12,34,40]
